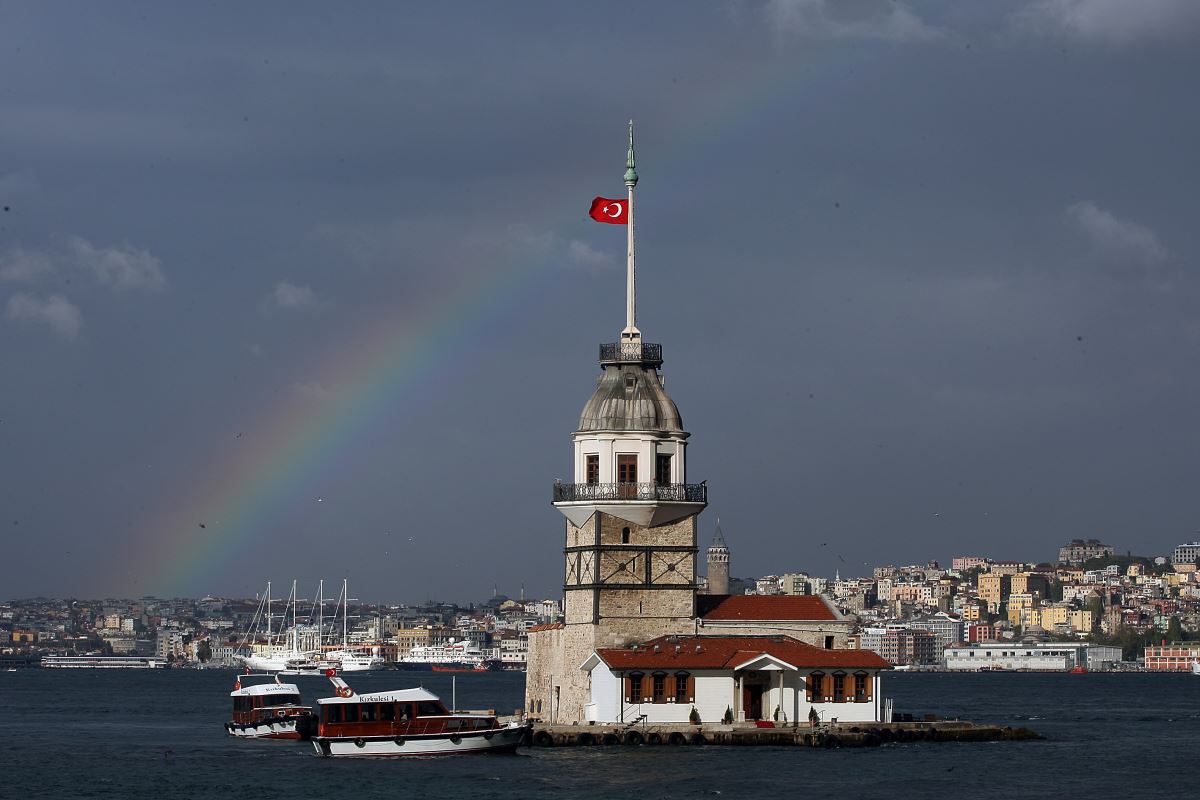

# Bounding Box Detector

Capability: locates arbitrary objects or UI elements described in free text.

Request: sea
[2,669,1196,800]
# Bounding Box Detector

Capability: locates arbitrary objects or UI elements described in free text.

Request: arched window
[674,671,692,703]
[626,672,644,703]
[808,671,825,703]
[652,672,668,703]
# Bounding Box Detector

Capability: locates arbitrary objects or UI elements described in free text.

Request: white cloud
[567,240,617,272]
[0,248,56,283]
[5,292,83,340]
[765,0,944,42]
[271,281,318,309]
[1016,0,1200,45]
[1066,202,1168,264]
[68,236,165,290]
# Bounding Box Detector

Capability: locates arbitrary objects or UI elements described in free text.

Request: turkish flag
[589,196,628,224]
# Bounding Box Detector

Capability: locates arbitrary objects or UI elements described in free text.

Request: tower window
[655,454,672,484]
[621,527,630,544]
[585,454,599,485]
[617,455,637,484]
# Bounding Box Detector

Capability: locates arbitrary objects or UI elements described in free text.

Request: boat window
[417,701,444,717]
[472,718,492,730]
[265,694,299,707]
[234,697,251,712]
[343,704,359,723]
[361,704,377,722]
[380,703,396,722]
[445,718,463,731]
[323,704,342,724]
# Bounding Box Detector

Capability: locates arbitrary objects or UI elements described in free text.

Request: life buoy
[449,735,462,745]
[393,736,405,746]
[354,738,366,748]
[483,731,495,741]
[276,709,287,718]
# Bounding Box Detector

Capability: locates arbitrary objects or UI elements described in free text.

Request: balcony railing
[553,481,707,504]
[599,342,663,366]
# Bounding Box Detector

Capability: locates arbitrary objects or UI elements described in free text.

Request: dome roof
[578,363,683,433]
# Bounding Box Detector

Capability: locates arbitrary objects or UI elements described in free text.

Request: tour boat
[1192,659,1200,676]
[225,673,317,740]
[396,639,500,672]
[310,671,528,757]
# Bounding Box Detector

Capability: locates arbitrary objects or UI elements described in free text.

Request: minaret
[707,519,730,595]
[528,123,708,725]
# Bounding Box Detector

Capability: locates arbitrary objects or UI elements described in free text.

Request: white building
[1173,542,1200,566]
[581,635,889,725]
[943,642,1122,671]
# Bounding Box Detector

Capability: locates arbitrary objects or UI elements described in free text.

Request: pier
[526,720,1041,749]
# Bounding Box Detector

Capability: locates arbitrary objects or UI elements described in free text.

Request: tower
[706,520,730,595]
[526,123,708,724]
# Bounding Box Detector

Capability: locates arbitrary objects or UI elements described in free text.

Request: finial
[624,119,638,186]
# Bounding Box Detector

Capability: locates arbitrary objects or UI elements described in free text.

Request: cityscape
[7,536,1200,673]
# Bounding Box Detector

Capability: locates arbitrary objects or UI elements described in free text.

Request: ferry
[396,639,500,672]
[41,656,167,669]
[310,671,528,757]
[225,673,317,740]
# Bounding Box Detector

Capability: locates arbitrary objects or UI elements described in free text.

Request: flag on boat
[589,196,627,224]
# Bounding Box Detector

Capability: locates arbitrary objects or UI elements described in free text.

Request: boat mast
[265,580,273,643]
[342,578,348,651]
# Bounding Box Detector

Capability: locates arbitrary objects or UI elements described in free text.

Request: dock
[526,720,1041,748]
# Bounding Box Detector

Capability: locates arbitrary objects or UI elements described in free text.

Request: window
[343,704,359,723]
[854,672,868,701]
[626,672,644,702]
[824,636,835,650]
[622,527,630,544]
[417,701,443,717]
[652,673,667,703]
[618,455,637,483]
[361,703,378,722]
[655,454,672,484]
[674,672,691,703]
[832,673,846,702]
[586,454,599,485]
[323,704,342,724]
[381,703,396,722]
[809,672,825,703]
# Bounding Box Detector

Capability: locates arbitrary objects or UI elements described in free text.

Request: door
[617,455,637,499]
[742,682,765,720]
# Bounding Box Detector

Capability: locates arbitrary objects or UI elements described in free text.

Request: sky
[2,1,1199,603]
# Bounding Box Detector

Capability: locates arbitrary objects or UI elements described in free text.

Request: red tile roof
[595,635,889,671]
[697,594,838,622]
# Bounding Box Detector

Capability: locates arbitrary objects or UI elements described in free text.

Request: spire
[624,120,638,186]
[622,120,640,341]
[710,517,727,550]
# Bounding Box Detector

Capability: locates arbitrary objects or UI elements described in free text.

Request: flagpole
[622,120,640,342]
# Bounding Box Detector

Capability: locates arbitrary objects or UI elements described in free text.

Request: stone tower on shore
[524,123,708,724]
[706,521,730,595]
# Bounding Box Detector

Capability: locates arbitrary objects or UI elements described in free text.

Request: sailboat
[239,581,312,672]
[319,578,385,672]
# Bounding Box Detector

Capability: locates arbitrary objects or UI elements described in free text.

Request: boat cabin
[230,680,306,725]
[316,688,501,738]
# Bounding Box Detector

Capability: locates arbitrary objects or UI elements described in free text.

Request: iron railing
[553,481,707,504]
[599,342,663,366]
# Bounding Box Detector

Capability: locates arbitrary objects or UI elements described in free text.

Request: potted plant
[723,706,734,725]
[689,707,701,726]
[809,707,820,728]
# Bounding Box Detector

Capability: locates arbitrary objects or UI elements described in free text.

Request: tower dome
[578,345,682,433]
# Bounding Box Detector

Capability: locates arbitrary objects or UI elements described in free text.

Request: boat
[224,673,317,740]
[1068,665,1087,674]
[396,639,500,672]
[1192,659,1200,676]
[310,671,528,757]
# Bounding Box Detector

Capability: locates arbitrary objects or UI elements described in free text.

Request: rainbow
[142,233,568,597]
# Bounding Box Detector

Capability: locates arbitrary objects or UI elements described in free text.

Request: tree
[1166,617,1184,643]
[197,640,213,663]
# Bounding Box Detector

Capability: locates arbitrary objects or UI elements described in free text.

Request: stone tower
[706,520,730,595]
[524,123,708,724]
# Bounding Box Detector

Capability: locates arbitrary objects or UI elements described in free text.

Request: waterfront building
[525,127,858,725]
[879,629,938,666]
[581,635,889,725]
[1059,539,1114,566]
[943,642,1121,671]
[1143,643,1200,671]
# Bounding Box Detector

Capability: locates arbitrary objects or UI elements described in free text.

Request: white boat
[397,639,499,672]
[310,672,528,757]
[1192,659,1200,676]
[224,673,316,740]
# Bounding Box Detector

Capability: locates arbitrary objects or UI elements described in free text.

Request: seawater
[2,669,1197,800]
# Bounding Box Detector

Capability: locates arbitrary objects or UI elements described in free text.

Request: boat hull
[225,717,306,740]
[312,724,528,757]
[395,662,499,672]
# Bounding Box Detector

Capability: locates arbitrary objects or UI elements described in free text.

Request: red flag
[589,196,627,224]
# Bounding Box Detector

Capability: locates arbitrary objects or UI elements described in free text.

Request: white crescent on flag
[604,202,623,217]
